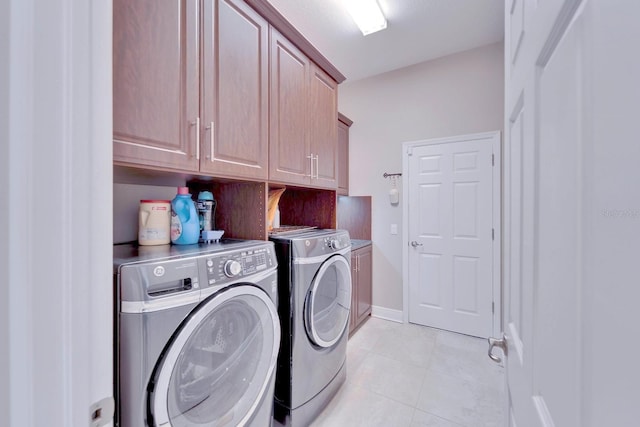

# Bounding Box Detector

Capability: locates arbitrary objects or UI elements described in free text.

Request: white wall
[339,42,504,312]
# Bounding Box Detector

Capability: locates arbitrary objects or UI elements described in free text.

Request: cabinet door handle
[307,154,314,178]
[191,117,200,160]
[205,122,214,160]
[314,154,319,179]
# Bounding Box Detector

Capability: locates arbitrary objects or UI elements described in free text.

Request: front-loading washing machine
[270,229,352,427]
[113,239,280,427]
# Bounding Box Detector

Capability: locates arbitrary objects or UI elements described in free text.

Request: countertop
[351,239,372,251]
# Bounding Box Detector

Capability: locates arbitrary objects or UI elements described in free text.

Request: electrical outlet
[390,224,398,235]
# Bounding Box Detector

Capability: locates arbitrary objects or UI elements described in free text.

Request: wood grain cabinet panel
[337,113,352,195]
[114,0,269,180]
[269,29,310,186]
[269,28,338,189]
[113,0,199,171]
[200,0,269,179]
[309,64,338,188]
[350,244,372,334]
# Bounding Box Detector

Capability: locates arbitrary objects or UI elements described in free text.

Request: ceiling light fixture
[344,0,387,36]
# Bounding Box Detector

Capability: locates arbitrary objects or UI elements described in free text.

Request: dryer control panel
[323,233,351,251]
[202,245,276,286]
[286,230,352,259]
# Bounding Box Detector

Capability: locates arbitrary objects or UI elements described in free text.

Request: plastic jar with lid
[138,200,171,245]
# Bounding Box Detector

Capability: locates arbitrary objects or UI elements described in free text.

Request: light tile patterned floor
[310,317,505,427]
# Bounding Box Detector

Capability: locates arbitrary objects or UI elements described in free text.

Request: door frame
[401,131,502,337]
[1,0,113,425]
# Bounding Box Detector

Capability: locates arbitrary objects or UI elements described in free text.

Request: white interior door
[503,1,585,424]
[406,132,499,338]
[499,0,640,425]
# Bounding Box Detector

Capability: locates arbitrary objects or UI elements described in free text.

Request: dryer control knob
[328,239,341,250]
[224,260,242,277]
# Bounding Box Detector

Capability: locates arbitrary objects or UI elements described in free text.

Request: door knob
[410,241,423,247]
[487,334,507,363]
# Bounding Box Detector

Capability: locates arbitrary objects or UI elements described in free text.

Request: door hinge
[492,153,495,166]
[407,146,413,156]
[492,228,495,240]
[492,301,495,314]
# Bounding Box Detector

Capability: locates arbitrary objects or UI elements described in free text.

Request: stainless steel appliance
[270,230,352,427]
[113,240,280,427]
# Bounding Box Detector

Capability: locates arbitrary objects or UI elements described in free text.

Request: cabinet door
[113,0,199,171]
[355,245,372,325]
[200,0,269,179]
[309,64,338,188]
[269,28,310,186]
[337,119,349,195]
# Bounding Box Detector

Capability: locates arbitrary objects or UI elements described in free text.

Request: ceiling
[267,0,505,83]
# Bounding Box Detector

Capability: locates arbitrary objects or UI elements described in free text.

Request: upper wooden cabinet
[337,113,353,195]
[200,0,269,179]
[113,0,199,171]
[114,0,340,187]
[114,0,269,180]
[309,64,338,188]
[269,28,338,189]
[268,29,310,186]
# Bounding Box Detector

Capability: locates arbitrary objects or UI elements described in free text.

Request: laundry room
[109,0,505,418]
[5,1,639,427]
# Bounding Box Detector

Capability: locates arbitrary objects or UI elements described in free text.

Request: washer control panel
[323,233,351,252]
[202,246,275,286]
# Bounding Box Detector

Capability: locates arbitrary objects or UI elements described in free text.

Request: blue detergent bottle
[170,187,199,245]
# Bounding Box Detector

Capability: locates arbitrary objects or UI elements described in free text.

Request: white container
[273,206,280,229]
[138,200,171,245]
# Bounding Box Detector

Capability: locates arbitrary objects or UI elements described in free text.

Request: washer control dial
[223,260,242,277]
[328,239,341,250]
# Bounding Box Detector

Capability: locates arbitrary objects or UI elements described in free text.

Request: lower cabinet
[350,244,372,334]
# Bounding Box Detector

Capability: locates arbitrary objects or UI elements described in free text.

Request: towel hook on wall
[382,173,402,205]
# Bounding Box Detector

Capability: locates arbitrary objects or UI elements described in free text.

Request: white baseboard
[371,306,403,323]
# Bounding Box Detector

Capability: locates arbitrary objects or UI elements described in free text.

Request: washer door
[305,254,352,348]
[149,285,280,427]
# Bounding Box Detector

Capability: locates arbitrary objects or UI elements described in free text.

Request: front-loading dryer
[270,229,352,427]
[113,240,280,427]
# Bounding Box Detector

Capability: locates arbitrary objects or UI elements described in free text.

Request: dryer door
[305,254,352,348]
[149,285,280,427]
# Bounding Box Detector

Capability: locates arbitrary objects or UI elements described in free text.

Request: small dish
[201,230,224,242]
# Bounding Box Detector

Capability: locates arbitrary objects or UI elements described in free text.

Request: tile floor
[310,317,505,427]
